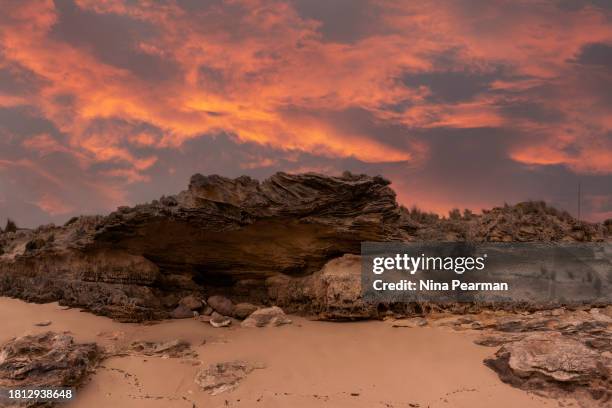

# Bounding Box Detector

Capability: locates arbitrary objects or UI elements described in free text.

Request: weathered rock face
[0,332,99,401]
[434,307,612,403]
[0,172,403,320]
[0,172,609,321]
[267,254,377,320]
[411,201,609,242]
[485,333,611,401]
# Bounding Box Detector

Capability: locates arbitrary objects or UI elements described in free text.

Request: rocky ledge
[0,172,609,322]
[431,306,612,404]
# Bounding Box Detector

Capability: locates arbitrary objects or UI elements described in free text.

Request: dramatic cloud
[0,0,610,226]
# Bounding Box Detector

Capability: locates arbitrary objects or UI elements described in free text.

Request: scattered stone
[129,339,196,358]
[202,306,214,316]
[0,332,99,390]
[195,361,265,395]
[179,295,203,311]
[233,303,258,320]
[485,332,611,400]
[391,317,427,328]
[210,312,232,328]
[170,304,194,319]
[241,306,292,328]
[34,320,52,327]
[207,296,234,316]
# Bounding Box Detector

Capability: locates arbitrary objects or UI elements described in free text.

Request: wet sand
[0,297,564,408]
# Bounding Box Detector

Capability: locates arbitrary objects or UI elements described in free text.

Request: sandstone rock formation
[267,254,377,320]
[0,332,99,405]
[0,172,609,322]
[0,172,403,321]
[207,295,235,316]
[233,303,259,319]
[241,306,292,327]
[411,200,609,242]
[433,307,612,403]
[485,333,611,401]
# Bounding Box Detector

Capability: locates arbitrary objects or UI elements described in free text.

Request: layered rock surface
[433,307,612,403]
[0,172,609,321]
[0,332,99,406]
[0,172,403,320]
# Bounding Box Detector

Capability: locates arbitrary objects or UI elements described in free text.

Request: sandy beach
[0,297,565,408]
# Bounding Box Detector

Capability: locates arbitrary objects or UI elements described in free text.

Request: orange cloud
[0,0,610,222]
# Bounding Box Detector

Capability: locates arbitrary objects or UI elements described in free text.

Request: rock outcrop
[0,172,403,321]
[267,254,377,320]
[0,172,609,322]
[433,307,612,403]
[485,333,611,401]
[411,200,609,242]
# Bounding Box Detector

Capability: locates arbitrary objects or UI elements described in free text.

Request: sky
[0,0,611,227]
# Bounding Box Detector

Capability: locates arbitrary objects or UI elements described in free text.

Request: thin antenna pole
[578,182,581,220]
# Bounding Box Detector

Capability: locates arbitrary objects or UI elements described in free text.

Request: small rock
[34,320,52,327]
[195,361,265,395]
[179,295,203,311]
[202,306,214,316]
[241,306,292,328]
[391,317,427,328]
[129,339,196,358]
[207,295,234,316]
[233,303,259,320]
[170,304,194,319]
[210,312,232,328]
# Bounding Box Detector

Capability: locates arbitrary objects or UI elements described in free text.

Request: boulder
[241,306,292,328]
[485,332,611,400]
[233,303,258,320]
[0,172,405,321]
[170,304,194,319]
[207,296,234,316]
[0,332,99,390]
[269,254,378,320]
[178,295,203,311]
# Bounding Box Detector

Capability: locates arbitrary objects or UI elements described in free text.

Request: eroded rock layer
[0,172,609,321]
[0,172,405,320]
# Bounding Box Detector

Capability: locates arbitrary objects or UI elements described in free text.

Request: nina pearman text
[372,279,509,291]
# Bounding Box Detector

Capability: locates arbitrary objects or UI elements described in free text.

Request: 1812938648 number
[3,388,74,401]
